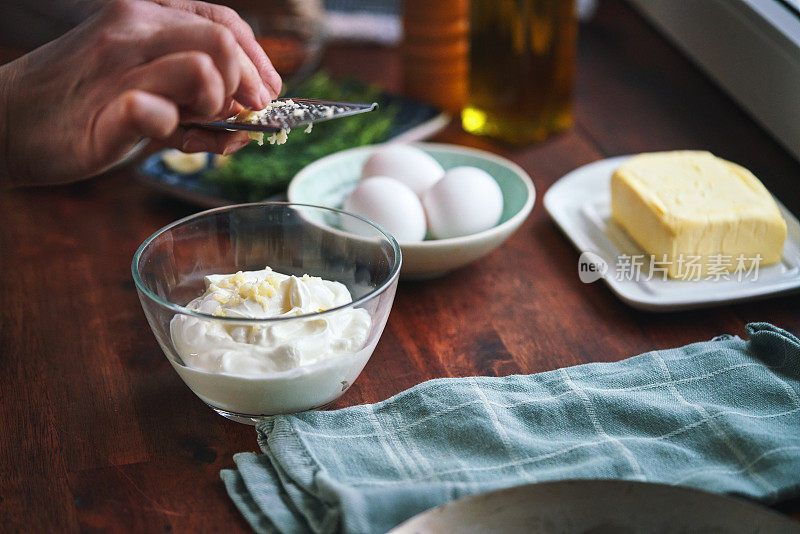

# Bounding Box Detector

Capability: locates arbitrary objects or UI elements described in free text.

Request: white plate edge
[543,155,800,311]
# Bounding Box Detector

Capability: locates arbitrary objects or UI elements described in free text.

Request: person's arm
[0,1,281,96]
[0,0,282,188]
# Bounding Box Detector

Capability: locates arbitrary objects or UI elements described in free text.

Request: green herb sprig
[203,72,399,202]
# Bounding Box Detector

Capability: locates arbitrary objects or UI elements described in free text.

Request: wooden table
[2,1,798,531]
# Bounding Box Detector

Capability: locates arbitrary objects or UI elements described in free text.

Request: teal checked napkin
[221,323,800,533]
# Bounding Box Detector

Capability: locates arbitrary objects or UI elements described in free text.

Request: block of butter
[611,151,786,279]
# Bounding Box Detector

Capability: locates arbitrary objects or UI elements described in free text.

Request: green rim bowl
[288,142,535,279]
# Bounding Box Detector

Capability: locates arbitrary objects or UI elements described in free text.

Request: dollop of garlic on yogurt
[170,267,371,375]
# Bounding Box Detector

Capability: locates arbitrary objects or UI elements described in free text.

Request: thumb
[92,90,179,168]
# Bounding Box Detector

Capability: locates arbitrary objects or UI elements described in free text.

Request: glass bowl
[132,202,401,424]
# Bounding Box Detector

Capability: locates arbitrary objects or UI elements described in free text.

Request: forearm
[0,0,100,49]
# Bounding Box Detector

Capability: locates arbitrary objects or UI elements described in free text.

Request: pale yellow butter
[611,151,786,279]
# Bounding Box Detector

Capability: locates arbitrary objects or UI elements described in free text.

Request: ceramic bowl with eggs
[288,143,535,279]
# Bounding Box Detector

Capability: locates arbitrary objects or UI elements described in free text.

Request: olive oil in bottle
[462,0,576,144]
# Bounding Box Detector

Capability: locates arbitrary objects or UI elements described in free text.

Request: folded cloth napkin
[221,323,800,533]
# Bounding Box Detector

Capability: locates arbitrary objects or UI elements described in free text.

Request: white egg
[361,145,445,195]
[343,176,427,242]
[422,166,504,239]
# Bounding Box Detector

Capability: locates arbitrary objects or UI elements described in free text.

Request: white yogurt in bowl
[168,267,375,418]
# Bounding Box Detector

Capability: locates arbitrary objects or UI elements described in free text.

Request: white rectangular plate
[543,155,800,311]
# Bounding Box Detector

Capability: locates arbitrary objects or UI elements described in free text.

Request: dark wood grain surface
[2,1,798,531]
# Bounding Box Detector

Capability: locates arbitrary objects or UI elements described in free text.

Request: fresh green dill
[203,72,399,202]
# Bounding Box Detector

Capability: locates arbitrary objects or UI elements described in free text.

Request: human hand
[0,0,282,187]
[145,0,282,97]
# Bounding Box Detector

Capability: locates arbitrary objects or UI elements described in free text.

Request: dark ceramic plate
[137,90,448,208]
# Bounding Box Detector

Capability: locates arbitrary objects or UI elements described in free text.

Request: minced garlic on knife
[234,99,320,146]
